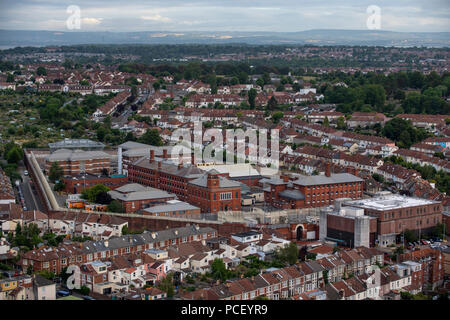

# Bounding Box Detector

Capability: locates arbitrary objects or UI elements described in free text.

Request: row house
[400,248,444,290]
[339,132,395,148]
[93,85,131,96]
[307,112,344,124]
[93,91,131,118]
[291,119,339,137]
[394,149,450,173]
[20,225,217,275]
[339,153,383,174]
[410,143,445,156]
[0,274,56,301]
[376,163,419,189]
[346,112,389,129]
[364,144,399,158]
[422,136,450,149]
[185,94,244,108]
[396,114,447,130]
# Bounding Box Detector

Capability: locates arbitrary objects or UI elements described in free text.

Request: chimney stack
[158,161,162,170]
[163,149,168,159]
[178,158,183,170]
[191,153,195,165]
[325,162,331,177]
[150,150,155,163]
[282,175,289,183]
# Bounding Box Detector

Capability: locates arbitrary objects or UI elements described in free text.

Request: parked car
[57,290,70,297]
[82,296,96,300]
[421,239,430,245]
[24,170,28,176]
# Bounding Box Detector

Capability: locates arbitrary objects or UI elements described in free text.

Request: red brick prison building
[264,164,363,209]
[128,151,242,213]
[142,200,201,217]
[128,150,205,200]
[320,195,443,248]
[108,183,177,213]
[118,142,192,175]
[63,173,128,194]
[187,170,242,213]
[45,149,112,176]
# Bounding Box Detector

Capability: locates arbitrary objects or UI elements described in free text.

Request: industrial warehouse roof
[118,141,154,150]
[46,149,112,162]
[143,201,200,214]
[188,174,242,189]
[108,183,175,202]
[114,183,148,193]
[198,163,261,178]
[49,138,104,150]
[293,173,363,186]
[343,194,440,211]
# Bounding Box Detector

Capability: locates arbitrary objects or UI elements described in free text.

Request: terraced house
[20,225,217,274]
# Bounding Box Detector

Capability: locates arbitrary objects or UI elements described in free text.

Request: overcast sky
[0,0,449,32]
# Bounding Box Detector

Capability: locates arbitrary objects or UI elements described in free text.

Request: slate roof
[293,173,363,186]
[188,174,242,188]
[279,189,305,200]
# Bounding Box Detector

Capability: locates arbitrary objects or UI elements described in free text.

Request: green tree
[157,273,175,298]
[81,184,111,203]
[267,96,278,111]
[6,146,23,164]
[36,66,47,76]
[108,200,124,213]
[139,129,163,146]
[273,242,298,266]
[323,116,330,127]
[272,111,284,124]
[256,78,264,89]
[211,258,228,281]
[77,285,90,295]
[6,73,14,82]
[404,229,418,243]
[48,162,64,183]
[248,88,257,109]
[96,127,108,142]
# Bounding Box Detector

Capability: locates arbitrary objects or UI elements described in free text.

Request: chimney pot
[150,150,155,163]
[325,162,331,177]
[163,149,168,159]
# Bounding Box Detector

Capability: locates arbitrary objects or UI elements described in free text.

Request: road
[112,95,147,127]
[17,163,45,212]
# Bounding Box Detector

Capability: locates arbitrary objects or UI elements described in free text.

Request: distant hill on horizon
[1,29,450,48]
